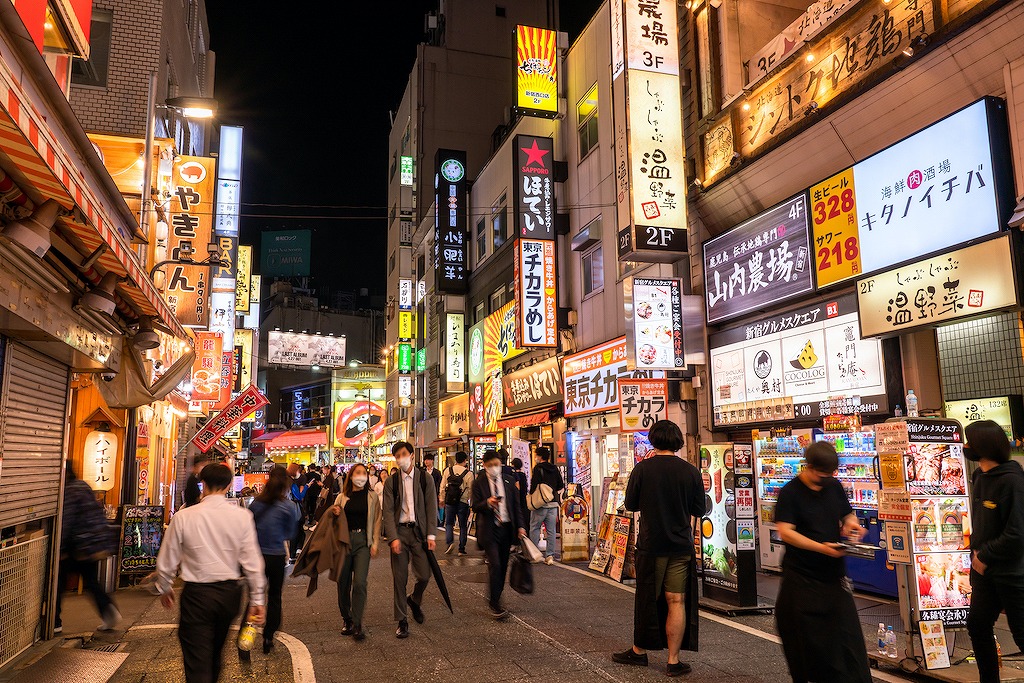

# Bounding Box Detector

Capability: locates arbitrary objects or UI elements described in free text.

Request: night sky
[204,0,602,297]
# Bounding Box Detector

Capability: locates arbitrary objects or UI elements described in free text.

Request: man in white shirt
[382,441,438,639]
[471,450,527,619]
[156,463,266,682]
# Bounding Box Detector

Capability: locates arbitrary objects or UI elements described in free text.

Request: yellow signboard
[810,167,861,287]
[235,245,252,312]
[398,311,416,340]
[516,25,558,117]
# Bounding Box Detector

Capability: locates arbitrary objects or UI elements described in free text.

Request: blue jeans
[445,502,470,551]
[530,505,559,558]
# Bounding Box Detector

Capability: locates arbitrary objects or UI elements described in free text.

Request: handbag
[509,548,534,594]
[527,482,555,511]
[520,536,544,563]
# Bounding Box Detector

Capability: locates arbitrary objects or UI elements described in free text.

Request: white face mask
[486,465,502,478]
[397,457,413,472]
[351,475,368,489]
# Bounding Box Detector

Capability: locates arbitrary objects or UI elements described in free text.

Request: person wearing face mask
[330,463,382,641]
[773,441,870,683]
[381,441,438,639]
[963,420,1024,683]
[472,450,527,620]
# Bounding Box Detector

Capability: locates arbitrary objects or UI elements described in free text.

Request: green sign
[416,348,426,372]
[260,230,311,277]
[400,156,414,186]
[398,343,413,373]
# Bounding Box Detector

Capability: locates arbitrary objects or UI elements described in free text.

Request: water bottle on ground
[906,390,919,417]
[877,623,886,655]
[885,625,898,659]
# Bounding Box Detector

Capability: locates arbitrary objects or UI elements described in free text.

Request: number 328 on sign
[810,168,862,288]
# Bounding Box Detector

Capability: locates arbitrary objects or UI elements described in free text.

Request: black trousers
[290,517,306,560]
[484,522,514,610]
[262,554,287,642]
[968,571,1024,683]
[56,557,114,625]
[179,580,243,683]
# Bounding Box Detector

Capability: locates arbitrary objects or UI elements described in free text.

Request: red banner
[192,385,268,453]
[191,332,223,402]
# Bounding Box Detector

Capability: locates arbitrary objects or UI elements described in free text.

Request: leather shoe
[353,627,366,642]
[407,596,425,624]
[666,661,692,677]
[395,620,409,639]
[341,619,356,636]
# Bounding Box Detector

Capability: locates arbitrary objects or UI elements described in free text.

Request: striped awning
[0,55,186,339]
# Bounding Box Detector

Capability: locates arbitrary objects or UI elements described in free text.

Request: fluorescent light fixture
[165,96,218,119]
[2,199,61,257]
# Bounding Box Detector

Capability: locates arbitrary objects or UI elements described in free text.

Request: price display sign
[810,168,861,287]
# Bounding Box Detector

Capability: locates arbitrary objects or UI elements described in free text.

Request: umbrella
[423,542,454,613]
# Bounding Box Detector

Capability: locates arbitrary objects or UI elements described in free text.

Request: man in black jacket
[964,420,1024,683]
[529,446,564,564]
[472,449,527,620]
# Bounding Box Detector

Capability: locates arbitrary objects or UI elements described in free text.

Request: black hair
[423,454,435,463]
[199,463,234,491]
[804,441,839,473]
[537,446,552,462]
[497,448,510,465]
[392,441,414,457]
[512,458,523,470]
[648,420,684,452]
[965,420,1011,463]
[483,449,500,464]
[455,451,468,464]
[256,466,290,504]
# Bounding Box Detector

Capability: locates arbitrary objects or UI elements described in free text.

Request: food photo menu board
[701,444,738,592]
[625,277,685,370]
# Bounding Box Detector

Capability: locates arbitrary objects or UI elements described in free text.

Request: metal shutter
[0,342,70,529]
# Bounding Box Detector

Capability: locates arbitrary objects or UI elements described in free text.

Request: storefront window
[476,216,487,263]
[492,193,508,250]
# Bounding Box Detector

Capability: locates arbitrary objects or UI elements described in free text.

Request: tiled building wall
[936,313,1024,401]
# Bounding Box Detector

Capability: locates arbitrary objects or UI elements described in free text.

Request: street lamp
[149,239,231,280]
[355,386,372,460]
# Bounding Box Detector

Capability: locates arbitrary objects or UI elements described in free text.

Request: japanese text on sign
[514,135,555,240]
[434,150,468,293]
[563,337,663,417]
[516,239,557,347]
[618,378,668,432]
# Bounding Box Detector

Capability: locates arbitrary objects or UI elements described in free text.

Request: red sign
[192,385,268,453]
[191,332,223,402]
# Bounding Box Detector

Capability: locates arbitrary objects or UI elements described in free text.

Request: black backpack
[444,467,469,506]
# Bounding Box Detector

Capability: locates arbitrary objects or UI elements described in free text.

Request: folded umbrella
[423,542,454,613]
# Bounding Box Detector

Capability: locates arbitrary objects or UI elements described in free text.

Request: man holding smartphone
[472,450,527,619]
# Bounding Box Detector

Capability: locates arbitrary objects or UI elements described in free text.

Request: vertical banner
[445,313,465,393]
[515,25,558,118]
[235,245,252,312]
[165,156,215,327]
[191,331,223,402]
[513,135,555,240]
[434,150,468,293]
[515,239,557,347]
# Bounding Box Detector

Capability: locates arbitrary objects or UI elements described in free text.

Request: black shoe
[407,596,425,624]
[458,550,468,556]
[489,604,509,620]
[341,619,356,636]
[612,648,649,667]
[262,638,274,655]
[666,661,692,677]
[396,620,409,639]
[352,627,366,641]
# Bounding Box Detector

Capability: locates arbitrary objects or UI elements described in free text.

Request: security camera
[101,371,117,382]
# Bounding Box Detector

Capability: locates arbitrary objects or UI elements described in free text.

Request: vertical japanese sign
[515,25,558,118]
[235,245,252,313]
[398,311,415,340]
[215,350,233,410]
[618,378,668,432]
[398,279,413,310]
[397,343,413,373]
[166,156,215,327]
[625,276,685,369]
[191,331,223,402]
[612,0,688,263]
[215,125,242,237]
[515,239,557,347]
[810,169,860,287]
[400,155,414,186]
[434,149,468,293]
[445,313,465,393]
[513,135,555,240]
[234,329,253,393]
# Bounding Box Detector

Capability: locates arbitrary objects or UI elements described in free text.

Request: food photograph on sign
[904,443,967,496]
[912,498,969,552]
[630,278,683,369]
[700,444,738,590]
[915,552,972,620]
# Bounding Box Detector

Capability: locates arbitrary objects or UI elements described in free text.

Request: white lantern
[83,428,118,491]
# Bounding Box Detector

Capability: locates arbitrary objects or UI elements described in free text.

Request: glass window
[577,84,599,160]
[492,193,507,251]
[490,286,504,313]
[476,217,487,263]
[71,10,112,87]
[475,302,486,324]
[582,245,604,296]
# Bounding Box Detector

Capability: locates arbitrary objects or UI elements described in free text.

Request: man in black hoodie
[965,420,1024,683]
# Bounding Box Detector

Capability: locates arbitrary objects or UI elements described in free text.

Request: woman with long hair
[331,463,382,640]
[248,466,301,654]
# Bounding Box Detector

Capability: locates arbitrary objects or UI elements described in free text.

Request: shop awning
[251,430,287,444]
[259,429,328,450]
[428,437,463,449]
[496,408,558,430]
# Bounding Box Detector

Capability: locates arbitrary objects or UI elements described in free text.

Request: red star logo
[521,140,550,168]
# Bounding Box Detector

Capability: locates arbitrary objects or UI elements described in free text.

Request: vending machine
[754,434,808,572]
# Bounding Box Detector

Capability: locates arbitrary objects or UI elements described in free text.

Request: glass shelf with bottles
[815,430,879,510]
[755,436,805,505]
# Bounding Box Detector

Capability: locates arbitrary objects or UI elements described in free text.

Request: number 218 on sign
[809,169,862,287]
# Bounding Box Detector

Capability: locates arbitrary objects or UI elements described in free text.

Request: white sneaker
[98,605,121,631]
[545,556,554,565]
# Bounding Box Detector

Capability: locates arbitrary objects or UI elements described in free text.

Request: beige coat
[334,488,383,554]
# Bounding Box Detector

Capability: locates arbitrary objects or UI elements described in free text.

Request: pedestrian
[55,461,119,633]
[183,455,211,508]
[423,454,443,526]
[773,441,870,683]
[964,420,1024,683]
[382,441,438,639]
[529,446,565,565]
[155,463,266,683]
[511,457,529,512]
[331,463,382,641]
[247,466,301,655]
[374,468,387,499]
[305,469,323,526]
[472,449,528,619]
[613,420,704,677]
[440,451,473,556]
[288,462,308,562]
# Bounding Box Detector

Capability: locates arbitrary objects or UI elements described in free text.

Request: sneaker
[98,605,121,631]
[666,661,692,677]
[445,543,455,555]
[545,556,554,565]
[612,648,649,667]
[489,604,509,620]
[458,550,468,557]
